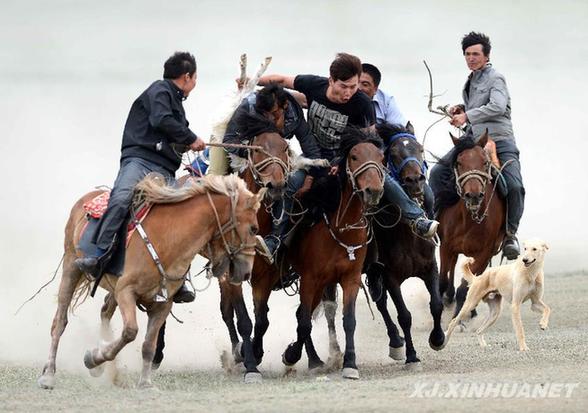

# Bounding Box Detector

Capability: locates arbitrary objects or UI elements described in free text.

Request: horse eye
[351,155,358,161]
[250,225,258,235]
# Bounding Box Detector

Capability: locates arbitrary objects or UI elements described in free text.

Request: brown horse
[38,174,262,389]
[367,123,445,365]
[437,131,506,321]
[281,128,385,379]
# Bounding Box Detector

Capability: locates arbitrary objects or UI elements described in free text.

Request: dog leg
[511,302,528,351]
[444,289,481,347]
[476,296,502,348]
[531,298,551,330]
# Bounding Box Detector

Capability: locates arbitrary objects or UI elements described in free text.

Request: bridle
[453,150,494,223]
[246,138,290,189]
[386,133,427,188]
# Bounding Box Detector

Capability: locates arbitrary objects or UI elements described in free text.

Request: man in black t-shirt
[256,53,438,258]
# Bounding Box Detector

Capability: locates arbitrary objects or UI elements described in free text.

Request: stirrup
[255,235,275,265]
[154,287,169,303]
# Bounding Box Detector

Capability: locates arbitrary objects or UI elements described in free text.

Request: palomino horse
[437,131,506,320]
[282,128,385,379]
[38,174,263,389]
[367,123,445,364]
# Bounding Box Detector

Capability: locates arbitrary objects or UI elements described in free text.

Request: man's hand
[294,175,314,199]
[190,137,206,152]
[450,113,468,128]
[328,165,339,176]
[448,105,465,116]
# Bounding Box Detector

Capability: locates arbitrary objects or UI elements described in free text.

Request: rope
[14,254,64,315]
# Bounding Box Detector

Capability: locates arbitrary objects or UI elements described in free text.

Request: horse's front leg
[322,283,343,368]
[423,264,445,350]
[219,280,241,361]
[138,302,172,388]
[251,267,276,366]
[440,247,458,306]
[373,267,405,360]
[231,291,262,383]
[388,281,420,364]
[282,277,316,368]
[340,273,361,379]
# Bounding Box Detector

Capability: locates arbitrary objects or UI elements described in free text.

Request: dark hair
[163,52,197,79]
[255,83,289,113]
[329,53,362,82]
[461,32,491,56]
[361,63,382,87]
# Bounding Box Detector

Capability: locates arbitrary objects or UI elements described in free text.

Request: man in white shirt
[359,63,407,126]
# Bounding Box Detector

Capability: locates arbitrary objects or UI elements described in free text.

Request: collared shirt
[372,89,406,126]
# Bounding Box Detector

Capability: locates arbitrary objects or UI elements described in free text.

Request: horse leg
[388,281,419,364]
[322,283,343,366]
[38,253,82,389]
[305,290,329,371]
[251,273,274,366]
[231,291,261,382]
[373,273,404,360]
[84,289,138,369]
[454,254,492,320]
[282,279,315,368]
[89,292,119,380]
[138,302,172,388]
[340,275,361,379]
[219,280,241,362]
[152,321,166,370]
[423,265,445,350]
[440,248,458,306]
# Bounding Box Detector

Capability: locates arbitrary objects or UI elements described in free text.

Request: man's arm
[258,74,296,89]
[465,76,509,124]
[148,89,198,146]
[384,96,407,126]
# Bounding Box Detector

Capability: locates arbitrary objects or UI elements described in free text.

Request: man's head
[328,53,362,104]
[255,83,289,131]
[359,63,381,99]
[461,32,491,71]
[164,51,197,97]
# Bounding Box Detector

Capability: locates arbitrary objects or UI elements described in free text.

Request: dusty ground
[1,271,587,412]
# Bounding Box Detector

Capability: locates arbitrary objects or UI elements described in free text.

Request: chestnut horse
[38,174,262,389]
[437,131,506,320]
[367,123,445,365]
[281,128,385,379]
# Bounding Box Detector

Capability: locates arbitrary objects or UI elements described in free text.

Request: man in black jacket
[75,51,205,302]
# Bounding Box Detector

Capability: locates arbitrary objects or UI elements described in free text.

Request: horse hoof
[244,372,263,384]
[457,322,467,332]
[389,345,404,360]
[308,359,325,372]
[137,380,156,390]
[281,351,296,367]
[38,374,56,389]
[342,367,359,380]
[88,364,105,378]
[233,342,244,364]
[151,362,161,371]
[84,349,99,370]
[403,361,422,371]
[429,332,446,351]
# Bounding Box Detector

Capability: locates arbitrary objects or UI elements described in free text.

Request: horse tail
[461,257,476,285]
[69,276,92,313]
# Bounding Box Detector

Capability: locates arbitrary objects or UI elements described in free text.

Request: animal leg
[38,254,83,389]
[232,291,261,382]
[424,267,445,350]
[475,295,503,347]
[323,283,343,363]
[138,302,172,388]
[219,280,241,361]
[374,284,405,360]
[340,276,360,379]
[251,273,274,366]
[531,297,550,330]
[511,302,528,351]
[388,282,419,364]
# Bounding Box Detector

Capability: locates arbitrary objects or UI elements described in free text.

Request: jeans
[383,174,427,221]
[429,139,525,235]
[93,157,174,251]
[268,169,307,241]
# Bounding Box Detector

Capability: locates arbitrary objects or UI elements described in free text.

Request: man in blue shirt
[359,63,407,126]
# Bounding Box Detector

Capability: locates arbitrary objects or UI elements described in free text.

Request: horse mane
[135,173,252,204]
[233,109,281,141]
[304,127,383,213]
[375,122,411,145]
[440,135,478,167]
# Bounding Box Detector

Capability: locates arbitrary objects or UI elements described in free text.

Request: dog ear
[543,241,550,250]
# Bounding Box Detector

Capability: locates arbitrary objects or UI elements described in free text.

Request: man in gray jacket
[429,32,525,259]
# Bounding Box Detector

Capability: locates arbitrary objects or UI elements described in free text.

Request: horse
[366,123,445,365]
[437,131,506,321]
[281,128,385,379]
[38,173,263,389]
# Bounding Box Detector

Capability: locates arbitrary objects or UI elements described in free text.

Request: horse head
[248,132,289,202]
[450,130,491,215]
[377,122,427,203]
[208,180,266,285]
[342,128,385,207]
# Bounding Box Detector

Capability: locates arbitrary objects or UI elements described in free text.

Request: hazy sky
[0,0,586,366]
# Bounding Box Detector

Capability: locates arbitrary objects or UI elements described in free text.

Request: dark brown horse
[437,131,506,321]
[38,174,262,389]
[281,128,385,379]
[367,123,445,365]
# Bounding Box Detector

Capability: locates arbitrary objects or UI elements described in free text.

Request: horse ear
[405,121,415,135]
[449,132,460,146]
[478,129,489,147]
[253,188,268,209]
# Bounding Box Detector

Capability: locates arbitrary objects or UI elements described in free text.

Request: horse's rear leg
[38,254,82,389]
[440,250,458,306]
[423,265,445,350]
[152,321,166,370]
[373,278,405,360]
[219,281,241,361]
[138,302,172,388]
[388,282,420,364]
[84,289,138,370]
[340,276,361,379]
[251,273,275,366]
[282,282,316,368]
[231,292,261,383]
[100,293,117,341]
[322,283,343,366]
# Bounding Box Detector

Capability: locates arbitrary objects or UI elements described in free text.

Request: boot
[173,279,196,303]
[503,234,520,260]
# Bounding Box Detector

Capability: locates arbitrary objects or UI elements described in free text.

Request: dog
[442,238,550,351]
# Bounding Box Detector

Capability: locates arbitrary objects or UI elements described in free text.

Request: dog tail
[461,257,476,285]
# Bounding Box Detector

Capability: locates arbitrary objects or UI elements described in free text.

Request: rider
[222,83,322,262]
[359,63,406,126]
[75,52,206,302]
[429,32,525,259]
[257,53,439,251]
